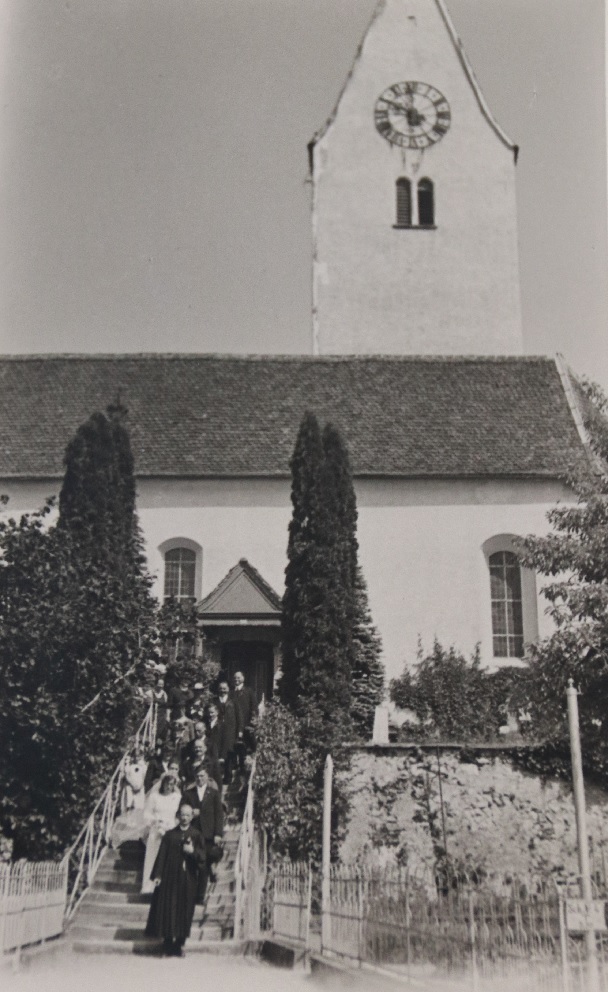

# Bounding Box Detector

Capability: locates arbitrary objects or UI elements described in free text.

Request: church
[0,0,595,700]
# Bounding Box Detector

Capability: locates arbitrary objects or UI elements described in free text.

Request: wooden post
[566,679,599,991]
[321,753,333,954]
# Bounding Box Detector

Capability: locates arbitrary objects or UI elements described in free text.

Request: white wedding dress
[140,789,181,894]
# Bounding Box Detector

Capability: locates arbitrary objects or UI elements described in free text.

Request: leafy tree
[351,564,385,740]
[158,598,219,707]
[254,700,348,865]
[390,640,509,742]
[519,379,608,782]
[0,407,157,858]
[254,702,321,861]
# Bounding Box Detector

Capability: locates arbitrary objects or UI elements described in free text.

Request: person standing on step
[216,680,237,784]
[145,803,205,957]
[181,764,224,904]
[232,670,257,777]
[205,703,226,780]
[141,771,181,894]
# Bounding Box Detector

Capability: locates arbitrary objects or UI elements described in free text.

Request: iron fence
[254,858,608,991]
[270,860,312,946]
[0,860,68,955]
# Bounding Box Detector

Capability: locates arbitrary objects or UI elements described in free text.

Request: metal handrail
[63,702,156,920]
[233,756,257,940]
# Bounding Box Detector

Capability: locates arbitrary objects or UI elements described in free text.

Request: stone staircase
[68,779,247,955]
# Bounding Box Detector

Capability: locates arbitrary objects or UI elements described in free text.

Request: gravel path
[4,951,314,992]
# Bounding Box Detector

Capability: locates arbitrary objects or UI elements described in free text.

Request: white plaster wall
[0,476,571,684]
[312,0,522,355]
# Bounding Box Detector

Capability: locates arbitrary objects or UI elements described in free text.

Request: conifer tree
[351,564,385,740]
[280,411,326,710]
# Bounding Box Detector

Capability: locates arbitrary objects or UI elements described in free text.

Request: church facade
[0,0,594,696]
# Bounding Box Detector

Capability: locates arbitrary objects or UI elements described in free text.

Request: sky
[0,0,606,383]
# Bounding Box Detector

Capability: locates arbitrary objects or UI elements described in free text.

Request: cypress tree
[281,411,326,710]
[351,564,385,740]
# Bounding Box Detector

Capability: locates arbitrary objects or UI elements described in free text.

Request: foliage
[254,701,349,864]
[351,565,385,740]
[158,598,219,706]
[254,702,322,861]
[390,640,520,742]
[518,378,608,783]
[0,407,157,859]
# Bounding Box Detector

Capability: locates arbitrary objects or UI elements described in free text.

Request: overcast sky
[0,0,606,384]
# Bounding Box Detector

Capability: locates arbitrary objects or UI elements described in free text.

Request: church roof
[0,354,592,481]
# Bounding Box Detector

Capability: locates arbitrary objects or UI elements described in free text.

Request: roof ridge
[0,352,555,364]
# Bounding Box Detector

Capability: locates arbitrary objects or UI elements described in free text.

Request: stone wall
[339,746,608,880]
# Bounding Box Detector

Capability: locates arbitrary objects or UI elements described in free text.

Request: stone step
[78,894,236,923]
[70,923,226,942]
[95,867,143,884]
[102,851,144,867]
[71,936,245,955]
[91,878,143,893]
[91,866,234,894]
[85,876,234,903]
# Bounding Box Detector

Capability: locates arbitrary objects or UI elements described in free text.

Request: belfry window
[164,547,196,602]
[395,178,412,227]
[417,178,434,226]
[489,551,524,658]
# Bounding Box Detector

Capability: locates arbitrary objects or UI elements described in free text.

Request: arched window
[489,551,524,658]
[417,178,434,226]
[164,547,196,602]
[395,178,412,227]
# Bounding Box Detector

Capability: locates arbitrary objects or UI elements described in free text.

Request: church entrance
[197,559,282,708]
[220,640,274,705]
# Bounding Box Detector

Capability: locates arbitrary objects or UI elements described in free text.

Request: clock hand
[379,97,408,114]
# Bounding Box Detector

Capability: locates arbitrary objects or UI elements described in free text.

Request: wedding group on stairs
[67,668,258,956]
[69,774,247,955]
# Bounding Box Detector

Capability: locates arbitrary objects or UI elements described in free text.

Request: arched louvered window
[395,178,412,227]
[489,551,524,658]
[164,547,196,602]
[417,178,434,226]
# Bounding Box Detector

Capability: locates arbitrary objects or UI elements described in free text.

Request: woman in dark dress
[145,803,206,957]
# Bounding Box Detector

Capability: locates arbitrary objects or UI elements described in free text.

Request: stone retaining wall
[339,746,608,879]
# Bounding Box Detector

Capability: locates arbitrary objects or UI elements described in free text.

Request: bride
[140,771,182,894]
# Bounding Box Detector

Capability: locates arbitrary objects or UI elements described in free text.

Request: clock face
[374,81,451,149]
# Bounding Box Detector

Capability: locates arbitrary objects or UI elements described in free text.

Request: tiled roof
[0,354,592,480]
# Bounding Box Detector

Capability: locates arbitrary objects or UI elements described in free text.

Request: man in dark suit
[145,803,206,957]
[181,765,223,902]
[232,670,258,774]
[216,679,237,784]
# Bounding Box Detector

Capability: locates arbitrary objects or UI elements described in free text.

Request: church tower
[310,0,523,356]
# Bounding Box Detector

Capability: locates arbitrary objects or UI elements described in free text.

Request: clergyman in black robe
[145,803,206,956]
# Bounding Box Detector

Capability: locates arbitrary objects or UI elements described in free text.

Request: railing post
[468,890,478,992]
[566,680,599,992]
[305,863,312,951]
[558,891,571,992]
[357,868,364,966]
[321,753,333,955]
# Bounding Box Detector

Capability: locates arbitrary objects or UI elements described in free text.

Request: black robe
[145,825,206,941]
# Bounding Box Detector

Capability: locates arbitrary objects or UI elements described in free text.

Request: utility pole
[566,679,599,991]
